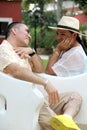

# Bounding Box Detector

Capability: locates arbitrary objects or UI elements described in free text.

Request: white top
[52,46,87,77]
[0,40,32,72]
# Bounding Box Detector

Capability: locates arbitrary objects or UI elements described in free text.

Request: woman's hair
[5,22,22,39]
[76,34,83,44]
[69,31,82,44]
[70,31,87,55]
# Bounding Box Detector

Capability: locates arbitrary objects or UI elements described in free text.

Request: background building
[0,0,22,43]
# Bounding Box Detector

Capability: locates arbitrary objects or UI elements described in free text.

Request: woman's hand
[56,33,77,52]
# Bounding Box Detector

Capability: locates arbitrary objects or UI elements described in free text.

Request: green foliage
[22,0,58,52]
[22,0,54,10]
[29,27,57,49]
[22,10,29,25]
[42,29,57,49]
[22,10,58,50]
[29,27,40,48]
[44,11,57,26]
[71,0,87,11]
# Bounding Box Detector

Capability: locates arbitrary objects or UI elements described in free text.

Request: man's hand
[44,81,60,105]
[14,47,33,58]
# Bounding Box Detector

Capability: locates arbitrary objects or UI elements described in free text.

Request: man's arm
[14,47,44,73]
[3,63,60,105]
[4,63,45,85]
[29,54,44,73]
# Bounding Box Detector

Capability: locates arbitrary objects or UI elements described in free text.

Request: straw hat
[48,16,87,36]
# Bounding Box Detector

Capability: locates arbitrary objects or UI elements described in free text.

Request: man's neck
[7,37,17,47]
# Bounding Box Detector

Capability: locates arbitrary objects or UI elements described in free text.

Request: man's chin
[24,42,29,47]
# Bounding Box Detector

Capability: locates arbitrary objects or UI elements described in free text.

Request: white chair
[0,72,44,130]
[0,71,87,130]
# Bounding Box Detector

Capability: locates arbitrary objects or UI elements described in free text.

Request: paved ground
[39,55,49,60]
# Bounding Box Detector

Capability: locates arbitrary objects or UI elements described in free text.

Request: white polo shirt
[0,40,32,72]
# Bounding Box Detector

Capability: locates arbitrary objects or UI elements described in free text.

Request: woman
[45,16,87,77]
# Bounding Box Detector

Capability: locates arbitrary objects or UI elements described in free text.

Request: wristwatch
[29,49,36,57]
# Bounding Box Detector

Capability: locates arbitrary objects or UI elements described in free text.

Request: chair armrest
[0,72,44,130]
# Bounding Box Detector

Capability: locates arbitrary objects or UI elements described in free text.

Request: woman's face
[56,29,73,42]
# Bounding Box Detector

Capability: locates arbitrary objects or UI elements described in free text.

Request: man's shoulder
[0,40,12,50]
[1,40,9,45]
[0,40,14,58]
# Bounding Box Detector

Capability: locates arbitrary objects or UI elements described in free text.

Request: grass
[42,59,48,71]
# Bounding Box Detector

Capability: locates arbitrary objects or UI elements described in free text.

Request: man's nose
[28,34,31,40]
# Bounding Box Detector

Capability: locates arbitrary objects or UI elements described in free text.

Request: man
[46,16,87,77]
[0,22,82,130]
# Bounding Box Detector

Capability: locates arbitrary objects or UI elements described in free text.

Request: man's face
[15,24,31,47]
[56,29,73,42]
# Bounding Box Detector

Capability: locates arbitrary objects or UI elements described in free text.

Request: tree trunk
[39,0,45,46]
[56,0,63,22]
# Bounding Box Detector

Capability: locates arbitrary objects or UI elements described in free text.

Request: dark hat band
[57,25,79,32]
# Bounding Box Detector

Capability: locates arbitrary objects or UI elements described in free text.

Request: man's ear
[11,28,17,35]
